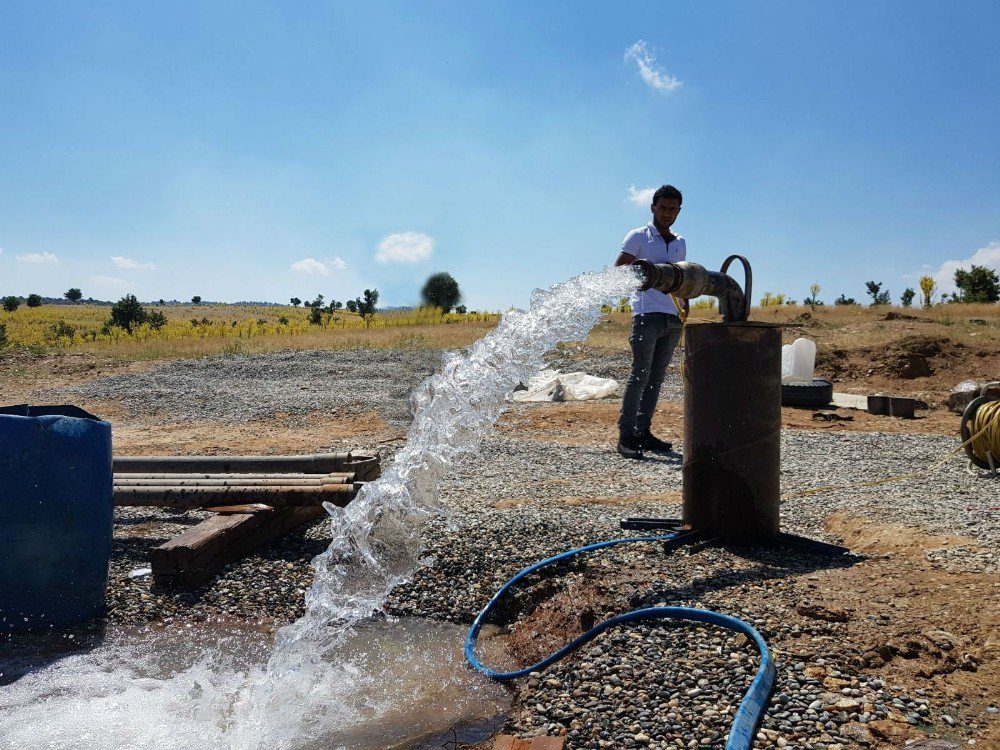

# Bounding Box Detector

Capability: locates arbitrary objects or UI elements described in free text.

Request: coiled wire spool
[960,382,1000,473]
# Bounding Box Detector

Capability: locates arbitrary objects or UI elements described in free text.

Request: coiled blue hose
[464,532,776,750]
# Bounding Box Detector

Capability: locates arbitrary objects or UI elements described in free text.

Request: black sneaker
[616,434,645,460]
[640,432,673,454]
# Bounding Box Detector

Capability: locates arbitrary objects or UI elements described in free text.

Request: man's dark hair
[651,184,683,206]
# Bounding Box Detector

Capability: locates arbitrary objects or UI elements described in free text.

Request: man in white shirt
[614,184,688,459]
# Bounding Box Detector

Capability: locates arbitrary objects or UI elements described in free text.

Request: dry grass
[757,302,1000,349]
[584,304,1000,352]
[3,300,997,364]
[82,320,500,361]
[0,303,500,361]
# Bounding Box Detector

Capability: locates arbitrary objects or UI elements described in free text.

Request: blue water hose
[465,532,776,750]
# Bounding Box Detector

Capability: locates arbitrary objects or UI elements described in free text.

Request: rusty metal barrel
[682,322,782,543]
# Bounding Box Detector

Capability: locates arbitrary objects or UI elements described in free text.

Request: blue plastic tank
[0,405,113,632]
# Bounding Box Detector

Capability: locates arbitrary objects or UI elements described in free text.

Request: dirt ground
[493,509,1000,749]
[2,321,998,748]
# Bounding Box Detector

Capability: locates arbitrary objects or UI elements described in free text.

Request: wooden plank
[205,504,274,515]
[493,737,564,750]
[151,505,326,588]
[344,456,381,482]
[150,513,254,575]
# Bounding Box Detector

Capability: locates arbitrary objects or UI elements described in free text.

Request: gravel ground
[52,347,680,423]
[52,349,445,425]
[38,349,999,749]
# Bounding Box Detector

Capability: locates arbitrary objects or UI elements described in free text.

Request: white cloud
[89,275,130,292]
[291,258,329,275]
[624,41,682,93]
[928,241,1000,296]
[626,185,656,207]
[111,256,155,270]
[375,232,434,265]
[16,251,58,264]
[330,256,347,270]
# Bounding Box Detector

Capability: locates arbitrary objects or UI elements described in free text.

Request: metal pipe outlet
[632,255,752,323]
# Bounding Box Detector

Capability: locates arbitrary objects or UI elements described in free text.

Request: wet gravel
[37,349,1000,748]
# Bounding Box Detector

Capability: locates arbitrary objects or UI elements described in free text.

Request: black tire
[781,378,833,408]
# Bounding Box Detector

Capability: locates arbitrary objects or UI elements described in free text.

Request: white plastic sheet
[511,369,619,402]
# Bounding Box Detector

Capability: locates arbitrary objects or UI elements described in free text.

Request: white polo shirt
[621,221,686,315]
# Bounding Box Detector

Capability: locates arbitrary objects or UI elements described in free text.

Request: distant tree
[2,296,21,313]
[308,306,324,325]
[804,283,822,311]
[147,310,167,330]
[356,288,379,327]
[900,288,916,307]
[785,299,798,305]
[158,299,166,306]
[918,276,936,308]
[759,292,787,307]
[834,294,857,305]
[50,320,76,340]
[455,304,467,314]
[420,272,462,313]
[64,288,83,304]
[345,299,358,313]
[327,300,343,312]
[954,265,1000,303]
[26,294,42,308]
[864,281,890,306]
[289,297,302,307]
[191,296,202,305]
[108,294,149,333]
[309,294,325,309]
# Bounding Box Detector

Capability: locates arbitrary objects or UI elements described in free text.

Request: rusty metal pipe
[114,483,357,510]
[113,477,351,487]
[113,453,354,474]
[113,472,355,481]
[632,256,752,323]
[682,322,782,543]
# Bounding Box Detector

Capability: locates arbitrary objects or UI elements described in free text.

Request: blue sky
[1,1,998,309]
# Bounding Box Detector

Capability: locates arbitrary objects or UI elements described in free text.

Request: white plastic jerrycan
[780,337,817,383]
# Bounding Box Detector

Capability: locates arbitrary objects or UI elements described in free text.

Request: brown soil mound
[817,335,967,381]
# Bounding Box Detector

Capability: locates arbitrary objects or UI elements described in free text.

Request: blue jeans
[618,313,682,438]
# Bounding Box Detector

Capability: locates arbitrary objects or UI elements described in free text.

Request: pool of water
[0,618,510,750]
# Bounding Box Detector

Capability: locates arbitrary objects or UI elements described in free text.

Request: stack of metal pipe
[113,453,376,511]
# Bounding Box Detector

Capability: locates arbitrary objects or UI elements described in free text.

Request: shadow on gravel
[633,544,863,611]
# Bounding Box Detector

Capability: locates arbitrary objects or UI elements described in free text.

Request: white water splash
[0,620,507,750]
[276,265,639,648]
[0,265,640,750]
[242,265,641,747]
